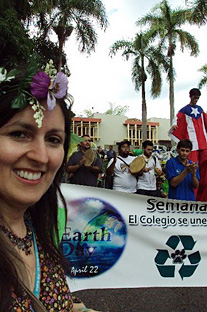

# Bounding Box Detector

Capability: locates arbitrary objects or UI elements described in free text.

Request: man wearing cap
[169,88,207,201]
[106,140,137,193]
[137,140,162,197]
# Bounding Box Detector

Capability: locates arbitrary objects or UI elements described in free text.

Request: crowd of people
[65,137,168,199]
[66,88,207,202]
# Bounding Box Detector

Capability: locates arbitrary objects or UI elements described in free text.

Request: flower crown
[0,60,69,128]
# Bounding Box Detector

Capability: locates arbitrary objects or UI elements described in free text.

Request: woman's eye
[48,136,63,145]
[10,131,27,139]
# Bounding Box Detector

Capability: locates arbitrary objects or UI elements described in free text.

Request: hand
[144,167,151,173]
[192,163,198,175]
[170,125,178,132]
[186,162,198,175]
[155,167,162,176]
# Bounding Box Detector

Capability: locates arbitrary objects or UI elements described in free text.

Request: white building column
[127,124,130,140]
[156,125,158,142]
[135,124,137,145]
[149,125,151,140]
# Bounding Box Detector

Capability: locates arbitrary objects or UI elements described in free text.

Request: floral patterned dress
[10,239,73,311]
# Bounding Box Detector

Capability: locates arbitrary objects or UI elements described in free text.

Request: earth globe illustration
[61,197,127,278]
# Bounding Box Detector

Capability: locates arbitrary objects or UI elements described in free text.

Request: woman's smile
[14,169,43,181]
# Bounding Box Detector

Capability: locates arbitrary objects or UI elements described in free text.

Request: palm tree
[5,0,108,71]
[110,31,168,141]
[138,0,199,126]
[36,0,108,70]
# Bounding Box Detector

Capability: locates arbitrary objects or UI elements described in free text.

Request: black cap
[117,140,131,148]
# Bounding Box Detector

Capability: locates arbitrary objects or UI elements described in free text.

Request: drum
[83,149,95,166]
[130,155,146,174]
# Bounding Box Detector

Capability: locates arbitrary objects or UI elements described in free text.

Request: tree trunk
[169,55,174,126]
[169,55,176,146]
[141,57,147,143]
[58,37,64,71]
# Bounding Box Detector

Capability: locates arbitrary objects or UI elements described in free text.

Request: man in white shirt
[137,140,162,197]
[106,140,137,193]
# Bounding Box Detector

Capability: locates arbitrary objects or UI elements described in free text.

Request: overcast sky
[65,0,207,121]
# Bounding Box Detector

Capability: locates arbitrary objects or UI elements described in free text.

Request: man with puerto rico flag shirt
[169,88,207,201]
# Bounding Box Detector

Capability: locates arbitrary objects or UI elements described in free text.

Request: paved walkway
[74,287,207,311]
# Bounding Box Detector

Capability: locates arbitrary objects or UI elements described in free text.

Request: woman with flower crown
[0,63,99,312]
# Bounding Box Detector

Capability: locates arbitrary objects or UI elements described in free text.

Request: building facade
[71,114,171,149]
[124,120,159,146]
[71,117,101,141]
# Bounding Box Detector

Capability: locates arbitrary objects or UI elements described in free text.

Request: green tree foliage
[0,0,108,71]
[83,108,94,117]
[110,31,168,141]
[104,102,129,116]
[0,0,33,68]
[30,0,108,70]
[185,0,207,25]
[198,64,207,88]
[138,0,199,126]
[184,1,207,90]
[83,103,129,117]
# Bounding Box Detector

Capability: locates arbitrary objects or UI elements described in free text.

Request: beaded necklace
[0,219,33,255]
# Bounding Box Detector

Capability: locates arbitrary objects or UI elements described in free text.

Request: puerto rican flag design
[169,104,207,151]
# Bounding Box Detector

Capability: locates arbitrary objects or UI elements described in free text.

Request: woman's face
[0,103,65,211]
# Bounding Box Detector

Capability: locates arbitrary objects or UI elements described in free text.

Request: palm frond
[109,40,135,59]
[73,17,97,53]
[198,64,207,73]
[198,64,207,88]
[131,58,143,91]
[175,29,199,56]
[198,76,207,89]
[187,0,207,25]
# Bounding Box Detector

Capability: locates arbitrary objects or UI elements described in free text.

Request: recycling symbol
[155,235,201,279]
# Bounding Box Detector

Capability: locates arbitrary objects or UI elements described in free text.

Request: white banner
[59,184,207,292]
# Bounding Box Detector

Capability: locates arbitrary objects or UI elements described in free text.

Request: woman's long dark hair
[0,78,71,310]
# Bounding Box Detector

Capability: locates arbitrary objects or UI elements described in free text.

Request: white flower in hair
[0,68,15,82]
[45,60,57,81]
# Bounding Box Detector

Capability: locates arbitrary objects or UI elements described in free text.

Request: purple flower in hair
[30,71,68,110]
[47,72,68,110]
[31,72,50,99]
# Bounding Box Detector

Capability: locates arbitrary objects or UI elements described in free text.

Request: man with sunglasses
[67,134,102,186]
[169,88,207,201]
